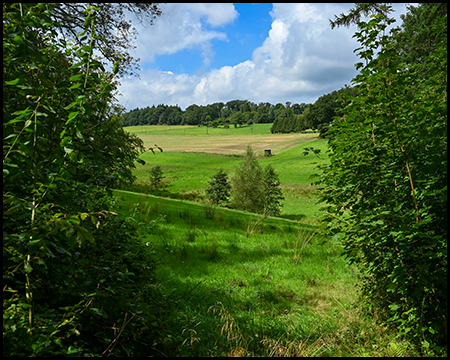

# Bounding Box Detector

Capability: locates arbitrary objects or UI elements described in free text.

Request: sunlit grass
[111,125,422,356]
[122,132,329,222]
[112,190,417,357]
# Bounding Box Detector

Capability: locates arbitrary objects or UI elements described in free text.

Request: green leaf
[26,239,41,248]
[76,226,95,245]
[24,263,33,273]
[5,78,20,86]
[69,83,82,90]
[69,74,84,82]
[68,111,79,121]
[13,35,24,45]
[79,213,89,221]
[60,136,72,147]
[113,61,119,74]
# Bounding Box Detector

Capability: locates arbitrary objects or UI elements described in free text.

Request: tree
[319,5,446,350]
[149,165,165,189]
[206,169,231,206]
[230,147,284,216]
[3,4,161,355]
[262,165,284,218]
[230,146,264,213]
[50,3,162,76]
[303,86,358,136]
[394,3,447,77]
[329,2,392,29]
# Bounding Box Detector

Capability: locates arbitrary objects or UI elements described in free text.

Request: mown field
[111,124,417,356]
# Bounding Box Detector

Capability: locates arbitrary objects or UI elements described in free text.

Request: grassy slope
[112,190,356,356]
[112,189,413,357]
[112,124,416,356]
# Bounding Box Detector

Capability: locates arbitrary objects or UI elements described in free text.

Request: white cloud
[131,3,238,63]
[119,3,409,110]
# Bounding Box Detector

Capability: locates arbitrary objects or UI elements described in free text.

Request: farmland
[110,124,416,356]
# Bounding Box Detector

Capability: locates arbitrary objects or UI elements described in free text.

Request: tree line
[121,99,307,128]
[122,86,359,137]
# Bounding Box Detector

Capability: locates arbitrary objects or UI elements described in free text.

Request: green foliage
[319,6,447,351]
[262,165,285,218]
[303,85,359,137]
[3,3,159,356]
[270,107,307,134]
[149,165,165,189]
[206,169,231,206]
[50,3,162,77]
[230,146,284,217]
[230,146,265,213]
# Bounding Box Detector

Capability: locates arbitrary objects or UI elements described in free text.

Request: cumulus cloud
[118,3,408,110]
[131,3,238,63]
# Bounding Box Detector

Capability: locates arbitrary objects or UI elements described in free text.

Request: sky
[117,3,411,111]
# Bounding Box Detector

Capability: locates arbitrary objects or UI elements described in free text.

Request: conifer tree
[262,165,284,218]
[206,169,231,206]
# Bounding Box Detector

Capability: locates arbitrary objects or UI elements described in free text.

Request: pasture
[112,124,415,356]
[126,123,319,154]
[124,124,327,222]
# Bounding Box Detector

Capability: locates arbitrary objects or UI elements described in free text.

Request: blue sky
[152,3,273,74]
[118,3,411,111]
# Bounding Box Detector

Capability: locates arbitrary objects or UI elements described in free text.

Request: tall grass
[111,190,420,356]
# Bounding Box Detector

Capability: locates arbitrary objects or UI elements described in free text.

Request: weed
[261,330,326,357]
[184,230,196,243]
[203,203,216,220]
[284,225,316,263]
[209,302,247,354]
[181,309,201,356]
[245,217,264,237]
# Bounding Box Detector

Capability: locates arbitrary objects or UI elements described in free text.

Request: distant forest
[121,85,358,136]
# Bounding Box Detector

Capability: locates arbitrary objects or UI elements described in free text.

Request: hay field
[125,125,319,155]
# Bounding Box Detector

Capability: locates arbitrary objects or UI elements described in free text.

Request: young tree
[149,165,165,189]
[230,146,264,213]
[205,169,231,206]
[262,165,284,218]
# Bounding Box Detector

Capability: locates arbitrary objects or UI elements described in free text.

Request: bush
[318,9,447,351]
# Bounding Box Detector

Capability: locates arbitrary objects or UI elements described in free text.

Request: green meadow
[124,124,327,222]
[112,124,416,356]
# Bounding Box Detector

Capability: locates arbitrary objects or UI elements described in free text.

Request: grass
[126,123,319,155]
[123,124,329,222]
[111,190,418,357]
[111,124,423,356]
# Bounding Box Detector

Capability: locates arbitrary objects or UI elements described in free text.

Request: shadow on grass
[278,213,307,222]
